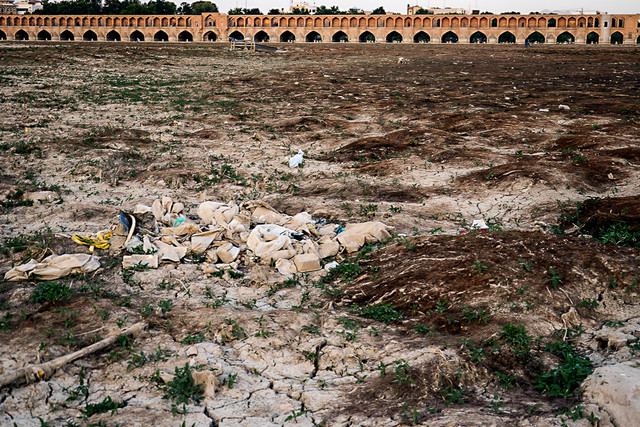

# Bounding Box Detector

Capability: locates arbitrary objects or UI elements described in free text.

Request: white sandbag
[191,229,224,254]
[337,221,394,253]
[4,254,101,281]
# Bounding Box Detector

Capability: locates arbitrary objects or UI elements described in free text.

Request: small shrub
[160,363,204,406]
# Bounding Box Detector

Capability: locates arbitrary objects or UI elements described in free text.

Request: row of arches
[2,29,634,44]
[230,29,630,44]
[0,15,194,28]
[228,15,618,30]
[5,29,204,42]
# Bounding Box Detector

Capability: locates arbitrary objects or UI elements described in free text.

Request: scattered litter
[122,254,158,269]
[324,261,339,271]
[558,104,571,110]
[5,254,100,281]
[538,108,549,112]
[288,149,305,168]
[471,219,489,232]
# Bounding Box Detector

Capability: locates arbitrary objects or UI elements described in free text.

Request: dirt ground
[0,42,639,426]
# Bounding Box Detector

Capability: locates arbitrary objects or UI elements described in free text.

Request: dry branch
[0,322,147,389]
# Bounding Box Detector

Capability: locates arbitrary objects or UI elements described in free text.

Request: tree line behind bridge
[35,0,218,15]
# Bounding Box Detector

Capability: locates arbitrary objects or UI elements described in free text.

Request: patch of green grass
[31,281,75,305]
[354,303,402,324]
[83,396,127,417]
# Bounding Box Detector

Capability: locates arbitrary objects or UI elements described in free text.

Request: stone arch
[386,31,402,43]
[498,31,515,43]
[433,18,440,28]
[332,17,339,27]
[203,31,217,41]
[0,17,5,26]
[441,31,458,43]
[305,31,321,42]
[138,18,144,26]
[229,30,243,40]
[154,30,169,41]
[254,17,261,27]
[130,30,144,42]
[586,32,599,44]
[279,31,295,42]
[0,30,6,40]
[74,18,81,26]
[490,18,497,27]
[332,31,348,42]
[518,17,526,27]
[470,31,487,43]
[610,31,623,44]
[305,17,313,27]
[413,31,430,43]
[60,30,74,41]
[36,17,43,26]
[82,17,89,26]
[558,17,567,27]
[15,29,29,40]
[548,18,556,27]
[287,17,295,27]
[528,31,545,43]
[178,31,193,42]
[37,30,51,41]
[106,17,113,26]
[83,30,98,41]
[637,35,640,44]
[556,31,574,43]
[106,30,121,41]
[161,17,168,27]
[254,30,269,42]
[178,17,185,27]
[359,31,375,43]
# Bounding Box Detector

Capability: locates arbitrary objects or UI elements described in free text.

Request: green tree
[371,6,386,14]
[192,1,218,14]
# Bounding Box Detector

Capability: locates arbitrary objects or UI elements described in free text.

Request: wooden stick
[0,322,146,389]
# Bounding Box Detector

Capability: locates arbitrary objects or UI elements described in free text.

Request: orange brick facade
[0,12,639,44]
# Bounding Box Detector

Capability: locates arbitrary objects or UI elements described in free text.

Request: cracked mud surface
[0,42,639,426]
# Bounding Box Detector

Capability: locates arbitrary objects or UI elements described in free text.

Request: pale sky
[213,0,638,15]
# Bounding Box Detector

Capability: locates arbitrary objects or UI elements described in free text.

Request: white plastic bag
[288,149,304,168]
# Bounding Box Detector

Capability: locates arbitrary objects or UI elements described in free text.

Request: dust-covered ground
[0,42,639,426]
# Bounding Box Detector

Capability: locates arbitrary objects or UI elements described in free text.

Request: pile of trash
[4,197,395,281]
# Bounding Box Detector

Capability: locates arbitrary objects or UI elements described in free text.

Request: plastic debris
[558,104,570,110]
[72,231,112,251]
[288,149,304,168]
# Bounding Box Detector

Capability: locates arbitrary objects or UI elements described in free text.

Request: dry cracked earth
[0,41,639,426]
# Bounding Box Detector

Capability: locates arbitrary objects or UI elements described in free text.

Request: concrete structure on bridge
[0,12,639,44]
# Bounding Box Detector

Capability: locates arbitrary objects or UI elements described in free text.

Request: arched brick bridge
[0,12,639,45]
